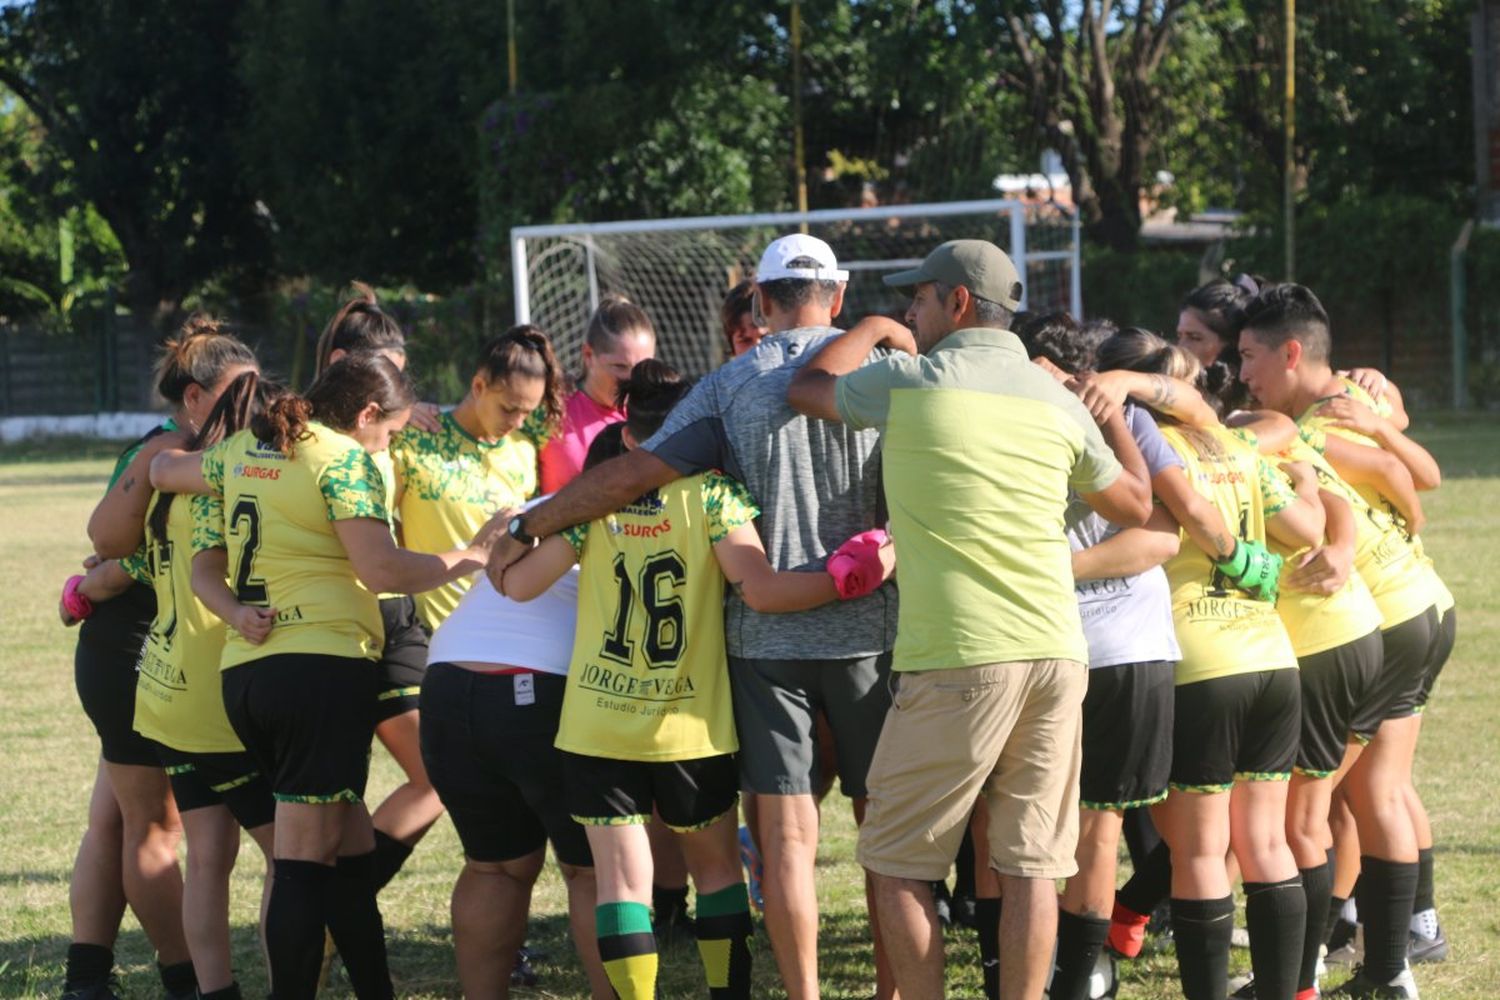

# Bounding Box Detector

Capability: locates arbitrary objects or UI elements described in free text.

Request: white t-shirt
[426,569,579,674]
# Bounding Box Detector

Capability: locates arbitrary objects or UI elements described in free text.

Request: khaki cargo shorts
[856,658,1086,881]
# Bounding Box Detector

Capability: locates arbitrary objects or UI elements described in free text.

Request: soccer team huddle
[56,233,1455,1000]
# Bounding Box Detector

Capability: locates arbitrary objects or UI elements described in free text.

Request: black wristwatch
[507,514,538,548]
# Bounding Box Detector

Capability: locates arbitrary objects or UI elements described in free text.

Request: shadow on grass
[0,871,67,887]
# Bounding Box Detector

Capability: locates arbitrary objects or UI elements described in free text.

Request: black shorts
[156,744,276,830]
[221,653,378,804]
[1417,608,1457,709]
[74,582,159,767]
[375,596,429,723]
[1371,605,1438,722]
[1298,630,1384,776]
[419,663,590,867]
[564,751,739,832]
[1080,660,1174,810]
[1170,669,1300,792]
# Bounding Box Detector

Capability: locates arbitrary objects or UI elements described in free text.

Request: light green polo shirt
[834,327,1121,671]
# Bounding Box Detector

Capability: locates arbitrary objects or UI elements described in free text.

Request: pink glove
[61,575,94,624]
[827,529,891,601]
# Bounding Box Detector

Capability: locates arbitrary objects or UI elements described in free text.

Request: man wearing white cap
[488,234,910,1000]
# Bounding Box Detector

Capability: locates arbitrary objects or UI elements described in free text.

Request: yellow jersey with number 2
[197,423,387,670]
[1158,424,1299,686]
[556,471,758,763]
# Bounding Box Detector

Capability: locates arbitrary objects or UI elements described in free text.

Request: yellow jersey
[1250,433,1383,657]
[1158,425,1299,686]
[556,471,758,762]
[389,412,537,628]
[1297,379,1452,615]
[134,492,242,753]
[197,423,387,669]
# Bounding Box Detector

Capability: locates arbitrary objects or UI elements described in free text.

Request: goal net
[511,199,1080,375]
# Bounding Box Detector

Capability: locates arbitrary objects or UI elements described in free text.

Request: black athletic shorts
[1080,660,1174,810]
[1297,630,1384,776]
[1170,668,1300,792]
[564,751,739,833]
[221,653,378,804]
[1371,605,1438,722]
[374,596,429,723]
[419,663,590,867]
[1417,608,1457,709]
[74,582,159,767]
[156,743,276,830]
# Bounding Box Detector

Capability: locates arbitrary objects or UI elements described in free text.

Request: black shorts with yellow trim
[1080,659,1174,810]
[1416,607,1457,711]
[419,663,591,867]
[374,596,429,723]
[1169,668,1300,793]
[74,583,158,767]
[563,751,739,832]
[1298,629,1384,776]
[1369,605,1438,722]
[221,653,377,805]
[155,743,276,830]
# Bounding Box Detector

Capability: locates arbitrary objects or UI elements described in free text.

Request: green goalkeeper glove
[1213,538,1283,603]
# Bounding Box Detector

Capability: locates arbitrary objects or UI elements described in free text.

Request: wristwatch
[507,514,538,548]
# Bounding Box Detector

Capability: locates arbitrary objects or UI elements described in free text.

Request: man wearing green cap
[788,239,1153,999]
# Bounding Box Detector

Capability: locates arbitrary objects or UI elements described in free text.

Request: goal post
[511,199,1081,375]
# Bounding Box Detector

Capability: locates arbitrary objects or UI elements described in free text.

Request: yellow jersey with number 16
[196,423,387,670]
[1158,424,1299,686]
[556,471,758,763]
[134,492,243,753]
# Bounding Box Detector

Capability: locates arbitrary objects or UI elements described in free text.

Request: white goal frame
[511,199,1081,373]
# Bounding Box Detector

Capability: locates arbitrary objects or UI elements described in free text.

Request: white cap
[755,234,849,283]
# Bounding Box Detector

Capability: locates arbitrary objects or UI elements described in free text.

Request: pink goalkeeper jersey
[538,388,626,494]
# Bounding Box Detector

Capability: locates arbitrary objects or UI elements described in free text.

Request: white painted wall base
[1,412,164,444]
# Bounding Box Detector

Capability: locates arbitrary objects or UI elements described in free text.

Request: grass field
[1,414,1497,999]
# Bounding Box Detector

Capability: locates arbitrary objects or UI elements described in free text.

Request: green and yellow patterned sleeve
[318,447,390,522]
[519,407,555,450]
[1227,426,1259,451]
[200,440,227,495]
[702,471,760,544]
[1257,455,1298,517]
[119,548,152,586]
[1298,424,1327,454]
[562,523,589,558]
[189,494,227,553]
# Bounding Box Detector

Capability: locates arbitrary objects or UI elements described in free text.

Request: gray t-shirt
[1066,404,1183,669]
[642,326,897,660]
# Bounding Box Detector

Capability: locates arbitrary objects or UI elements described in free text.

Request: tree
[0,1,270,326]
[996,0,1197,250]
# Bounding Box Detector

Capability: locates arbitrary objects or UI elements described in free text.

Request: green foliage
[0,0,271,324]
[236,0,504,292]
[1081,243,1204,334]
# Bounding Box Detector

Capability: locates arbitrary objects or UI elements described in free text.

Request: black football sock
[1122,805,1164,871]
[1051,909,1111,1000]
[1298,859,1334,992]
[1356,856,1418,983]
[265,859,334,1000]
[63,943,113,990]
[1170,895,1235,1000]
[1413,846,1436,915]
[1245,876,1306,1000]
[975,896,1001,1000]
[1119,840,1173,917]
[157,960,197,998]
[326,852,394,1000]
[198,984,243,1000]
[369,828,414,893]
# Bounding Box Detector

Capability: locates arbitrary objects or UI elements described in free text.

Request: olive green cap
[882,239,1023,310]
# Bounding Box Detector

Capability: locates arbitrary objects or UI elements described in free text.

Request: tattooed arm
[88,430,189,558]
[1071,370,1220,428]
